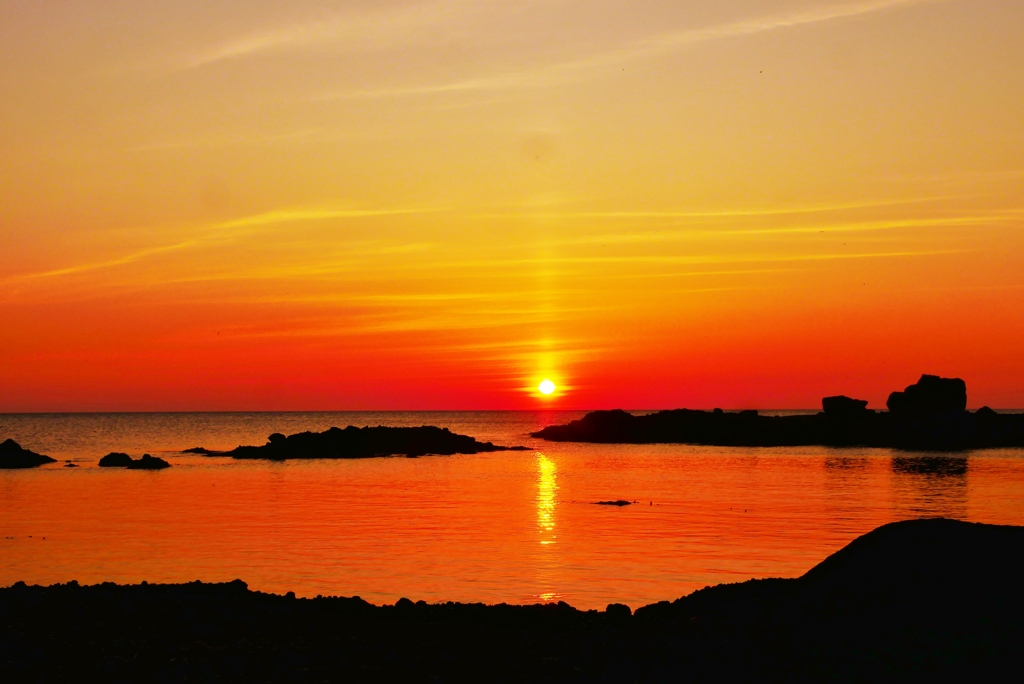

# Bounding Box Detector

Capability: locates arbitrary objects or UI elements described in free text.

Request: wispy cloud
[324,0,944,100]
[179,0,560,70]
[1,206,440,284]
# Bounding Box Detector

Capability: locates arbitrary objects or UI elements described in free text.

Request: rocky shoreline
[2,518,1021,682]
[534,375,1024,450]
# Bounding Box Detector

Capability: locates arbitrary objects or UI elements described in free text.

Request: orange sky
[2,0,1023,411]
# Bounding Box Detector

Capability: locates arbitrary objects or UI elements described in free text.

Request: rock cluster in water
[201,425,529,460]
[98,453,171,469]
[1,518,1020,682]
[0,439,56,469]
[533,375,1024,451]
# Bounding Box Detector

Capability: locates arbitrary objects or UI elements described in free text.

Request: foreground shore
[2,518,1021,682]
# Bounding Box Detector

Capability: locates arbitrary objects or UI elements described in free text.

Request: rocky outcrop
[203,425,529,461]
[0,439,57,469]
[98,452,134,467]
[533,375,1024,451]
[126,454,171,470]
[98,453,171,469]
[887,374,967,416]
[821,395,870,417]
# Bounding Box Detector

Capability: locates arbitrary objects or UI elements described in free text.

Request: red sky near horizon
[2,0,1023,412]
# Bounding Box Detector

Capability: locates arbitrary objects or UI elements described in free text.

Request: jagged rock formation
[533,375,1024,451]
[202,425,529,461]
[0,439,56,469]
[887,374,967,416]
[1,519,1020,682]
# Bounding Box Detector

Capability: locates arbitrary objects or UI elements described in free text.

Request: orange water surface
[2,412,1024,610]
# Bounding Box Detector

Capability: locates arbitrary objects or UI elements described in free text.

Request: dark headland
[195,425,529,460]
[0,439,56,469]
[533,374,1024,451]
[2,518,1021,682]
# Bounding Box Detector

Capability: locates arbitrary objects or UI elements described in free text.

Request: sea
[2,411,1023,610]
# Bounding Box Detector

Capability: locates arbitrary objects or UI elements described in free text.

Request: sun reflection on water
[537,453,557,545]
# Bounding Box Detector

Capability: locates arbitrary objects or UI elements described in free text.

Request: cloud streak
[325,0,945,100]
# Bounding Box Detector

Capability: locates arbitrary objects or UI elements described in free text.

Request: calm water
[2,412,1024,610]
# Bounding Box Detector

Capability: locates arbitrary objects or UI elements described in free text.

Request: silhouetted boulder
[596,500,632,506]
[181,447,214,454]
[822,395,870,416]
[98,452,135,467]
[216,425,529,460]
[0,439,56,469]
[887,374,967,416]
[126,454,171,470]
[605,603,632,620]
[99,453,170,469]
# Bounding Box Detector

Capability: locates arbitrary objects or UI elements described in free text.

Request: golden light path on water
[537,453,557,542]
[536,453,560,603]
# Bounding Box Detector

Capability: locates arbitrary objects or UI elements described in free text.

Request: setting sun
[538,380,557,396]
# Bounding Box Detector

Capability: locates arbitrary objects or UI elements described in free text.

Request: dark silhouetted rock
[596,500,632,506]
[181,447,214,454]
[1,519,1020,682]
[534,375,1024,451]
[214,425,529,461]
[126,454,171,470]
[887,374,967,416]
[605,603,632,620]
[822,395,870,416]
[0,439,56,469]
[98,452,134,467]
[99,453,171,469]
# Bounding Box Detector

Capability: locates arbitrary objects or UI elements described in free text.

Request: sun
[538,379,556,395]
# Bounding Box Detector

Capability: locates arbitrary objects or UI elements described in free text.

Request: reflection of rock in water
[891,456,968,520]
[892,457,968,477]
[825,456,868,470]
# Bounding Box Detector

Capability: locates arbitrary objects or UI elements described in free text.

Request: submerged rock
[209,425,530,461]
[0,439,57,469]
[596,500,633,507]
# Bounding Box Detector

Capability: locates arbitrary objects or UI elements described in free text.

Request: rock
[99,453,171,469]
[98,452,134,467]
[887,374,967,416]
[181,447,215,454]
[0,439,57,469]
[822,395,870,416]
[125,454,171,470]
[606,603,632,620]
[596,500,632,507]
[218,425,528,461]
